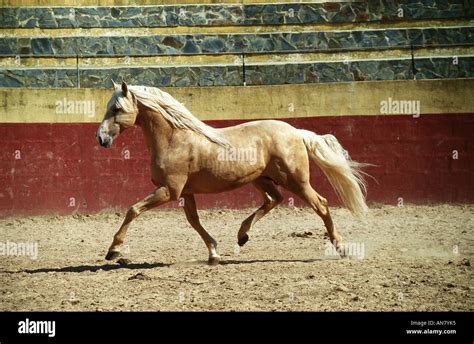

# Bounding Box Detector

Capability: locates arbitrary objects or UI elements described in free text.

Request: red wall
[0,113,473,216]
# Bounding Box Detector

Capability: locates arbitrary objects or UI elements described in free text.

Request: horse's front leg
[182,194,220,265]
[105,186,171,260]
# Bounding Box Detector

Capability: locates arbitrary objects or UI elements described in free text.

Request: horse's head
[96,81,139,148]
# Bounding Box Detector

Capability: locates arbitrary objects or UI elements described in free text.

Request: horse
[96,81,368,265]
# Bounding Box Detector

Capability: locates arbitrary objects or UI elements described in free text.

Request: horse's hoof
[337,245,347,258]
[238,234,249,247]
[117,258,131,266]
[105,251,120,261]
[208,255,221,266]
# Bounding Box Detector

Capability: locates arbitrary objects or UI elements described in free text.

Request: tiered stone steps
[0,0,472,88]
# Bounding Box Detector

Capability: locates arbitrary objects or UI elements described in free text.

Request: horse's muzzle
[96,132,113,148]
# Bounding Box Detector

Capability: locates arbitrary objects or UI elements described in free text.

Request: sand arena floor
[0,204,472,311]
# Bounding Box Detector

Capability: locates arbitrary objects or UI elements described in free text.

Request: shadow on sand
[220,258,327,265]
[3,262,171,274]
[1,257,331,274]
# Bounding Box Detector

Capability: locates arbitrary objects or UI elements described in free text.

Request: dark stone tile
[120,7,141,18]
[0,38,17,55]
[182,40,200,54]
[144,7,169,27]
[332,3,357,23]
[51,37,77,55]
[19,8,36,26]
[202,37,226,53]
[276,34,298,52]
[0,70,25,87]
[229,35,249,52]
[243,5,262,18]
[74,8,101,27]
[0,8,20,27]
[37,8,57,28]
[414,57,474,80]
[31,38,54,55]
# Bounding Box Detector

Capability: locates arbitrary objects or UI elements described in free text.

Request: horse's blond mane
[111,85,230,147]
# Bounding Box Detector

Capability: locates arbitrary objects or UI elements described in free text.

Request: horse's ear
[121,81,128,97]
[111,79,118,89]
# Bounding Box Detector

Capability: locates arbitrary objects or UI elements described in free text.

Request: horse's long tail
[299,129,369,217]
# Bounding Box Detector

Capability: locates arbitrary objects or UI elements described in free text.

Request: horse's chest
[149,155,188,185]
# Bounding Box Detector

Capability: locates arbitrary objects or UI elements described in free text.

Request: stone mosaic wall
[1,27,472,57]
[1,56,472,88]
[0,1,470,28]
[0,0,472,88]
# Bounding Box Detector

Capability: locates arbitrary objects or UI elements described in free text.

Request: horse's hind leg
[285,181,343,251]
[238,177,283,247]
[105,186,171,260]
[182,194,221,265]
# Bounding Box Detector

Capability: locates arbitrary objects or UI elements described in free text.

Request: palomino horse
[96,81,368,265]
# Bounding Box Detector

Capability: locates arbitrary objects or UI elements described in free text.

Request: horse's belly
[182,181,247,194]
[183,166,263,194]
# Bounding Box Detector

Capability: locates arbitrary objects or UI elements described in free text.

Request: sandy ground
[0,204,472,311]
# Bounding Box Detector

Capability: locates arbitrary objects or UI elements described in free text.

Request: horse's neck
[137,108,173,158]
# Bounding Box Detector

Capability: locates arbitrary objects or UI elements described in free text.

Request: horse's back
[218,119,300,147]
[219,119,295,132]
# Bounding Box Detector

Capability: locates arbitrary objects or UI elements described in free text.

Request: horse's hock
[0,0,473,215]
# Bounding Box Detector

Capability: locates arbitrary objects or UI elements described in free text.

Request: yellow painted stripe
[1,46,473,68]
[1,79,473,123]
[0,54,240,68]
